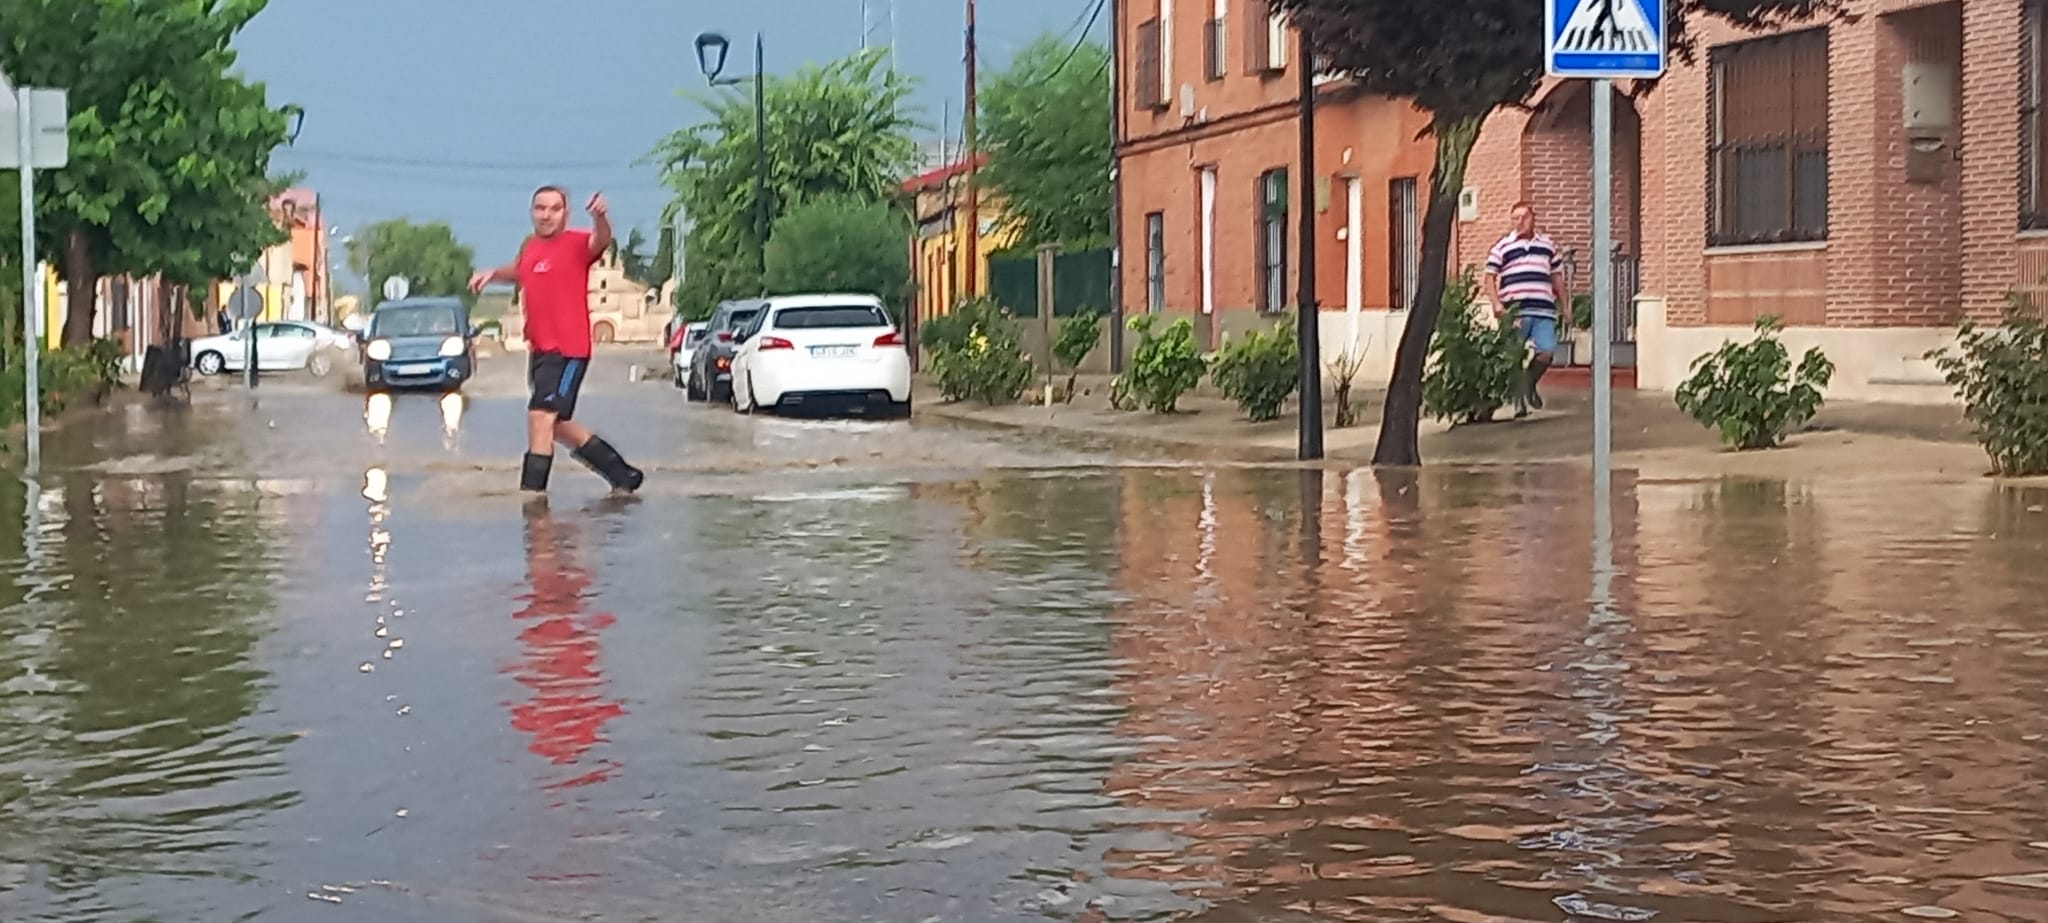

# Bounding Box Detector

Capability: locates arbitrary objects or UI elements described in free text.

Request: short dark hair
[533,185,568,205]
[1510,200,1535,214]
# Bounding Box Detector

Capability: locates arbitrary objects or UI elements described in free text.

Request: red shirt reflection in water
[508,507,626,790]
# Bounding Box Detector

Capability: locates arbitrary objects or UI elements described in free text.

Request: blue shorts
[1515,314,1560,354]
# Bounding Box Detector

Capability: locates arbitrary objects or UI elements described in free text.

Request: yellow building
[902,154,1019,325]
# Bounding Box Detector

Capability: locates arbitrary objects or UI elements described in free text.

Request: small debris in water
[306,892,343,904]
[358,662,375,673]
[395,705,411,716]
[387,639,404,650]
[1552,895,1656,921]
[381,649,394,659]
[1983,873,2048,889]
[1901,907,1959,919]
[374,627,388,638]
[395,808,409,818]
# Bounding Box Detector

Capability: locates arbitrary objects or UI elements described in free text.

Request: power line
[1047,0,1108,82]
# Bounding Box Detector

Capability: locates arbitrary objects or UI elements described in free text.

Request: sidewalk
[913,372,2000,480]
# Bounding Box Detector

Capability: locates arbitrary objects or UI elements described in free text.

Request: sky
[233,0,1108,287]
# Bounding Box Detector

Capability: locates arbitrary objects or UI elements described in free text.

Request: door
[262,323,318,370]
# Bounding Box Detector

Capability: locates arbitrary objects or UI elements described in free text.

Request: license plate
[395,364,435,375]
[809,346,856,358]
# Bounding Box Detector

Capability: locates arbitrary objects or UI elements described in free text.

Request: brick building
[1462,0,2046,401]
[1114,0,1438,378]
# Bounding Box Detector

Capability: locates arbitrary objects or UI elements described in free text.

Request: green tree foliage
[1212,315,1302,422]
[1271,0,1839,465]
[1,0,300,347]
[1675,316,1834,450]
[1422,268,1522,425]
[617,226,656,285]
[978,35,1111,250]
[650,48,922,308]
[344,219,476,306]
[763,193,911,308]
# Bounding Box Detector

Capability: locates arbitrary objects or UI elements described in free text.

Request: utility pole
[962,0,980,295]
[1294,24,1324,461]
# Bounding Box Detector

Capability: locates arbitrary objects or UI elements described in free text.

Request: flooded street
[4,349,2048,921]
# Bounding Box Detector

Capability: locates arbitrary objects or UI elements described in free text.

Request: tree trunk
[1372,113,1485,467]
[61,230,99,348]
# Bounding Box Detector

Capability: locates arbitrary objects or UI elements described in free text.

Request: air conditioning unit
[1179,83,1197,120]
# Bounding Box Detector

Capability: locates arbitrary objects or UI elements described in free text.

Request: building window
[1136,18,1167,110]
[1204,16,1226,81]
[1388,177,1420,311]
[1243,0,1285,74]
[1707,28,1830,245]
[1258,168,1288,313]
[1145,212,1167,312]
[2025,0,2046,229]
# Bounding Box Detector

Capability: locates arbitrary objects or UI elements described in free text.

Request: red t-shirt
[518,229,599,357]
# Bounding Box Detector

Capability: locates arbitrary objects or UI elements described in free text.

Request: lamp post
[695,31,768,287]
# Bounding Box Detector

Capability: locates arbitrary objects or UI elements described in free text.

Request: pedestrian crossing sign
[1546,0,1666,78]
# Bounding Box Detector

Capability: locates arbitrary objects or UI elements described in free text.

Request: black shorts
[528,351,590,421]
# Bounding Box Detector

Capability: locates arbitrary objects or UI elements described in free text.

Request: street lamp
[695,30,769,286]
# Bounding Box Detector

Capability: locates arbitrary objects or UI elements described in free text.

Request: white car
[729,294,912,418]
[189,321,356,378]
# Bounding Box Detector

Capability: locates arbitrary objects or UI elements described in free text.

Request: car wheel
[195,351,225,376]
[306,350,334,378]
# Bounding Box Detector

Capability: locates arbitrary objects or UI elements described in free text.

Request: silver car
[189,321,356,378]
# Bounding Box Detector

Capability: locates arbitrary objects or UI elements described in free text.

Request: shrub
[1124,314,1206,413]
[0,337,124,428]
[1051,310,1102,402]
[927,298,1033,405]
[1422,268,1522,425]
[1210,316,1300,422]
[763,193,911,308]
[1675,316,1834,450]
[1327,346,1369,428]
[1927,292,2048,476]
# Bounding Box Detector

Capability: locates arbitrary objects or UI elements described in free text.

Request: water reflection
[507,502,624,790]
[438,392,467,449]
[364,392,393,444]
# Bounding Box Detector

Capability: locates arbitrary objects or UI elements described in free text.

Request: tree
[978,34,1111,250]
[617,227,655,285]
[1,0,299,347]
[344,219,476,306]
[649,219,677,290]
[1271,0,1838,465]
[649,48,923,305]
[763,193,911,309]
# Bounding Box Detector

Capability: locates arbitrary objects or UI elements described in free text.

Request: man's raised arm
[586,192,613,258]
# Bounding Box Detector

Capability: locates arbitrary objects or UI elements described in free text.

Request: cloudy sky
[235,0,1107,283]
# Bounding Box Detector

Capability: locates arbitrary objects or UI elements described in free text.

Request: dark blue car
[362,298,480,392]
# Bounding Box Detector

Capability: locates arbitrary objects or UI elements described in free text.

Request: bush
[1052,310,1102,402]
[1927,292,2048,476]
[763,193,911,307]
[0,337,124,428]
[927,298,1032,405]
[1422,268,1522,425]
[1124,314,1206,413]
[1210,316,1300,422]
[1674,315,1834,450]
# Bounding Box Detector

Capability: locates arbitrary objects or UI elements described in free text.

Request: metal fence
[986,248,1113,318]
[1560,245,1641,349]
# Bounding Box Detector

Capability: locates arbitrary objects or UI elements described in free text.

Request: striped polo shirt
[1485,231,1562,319]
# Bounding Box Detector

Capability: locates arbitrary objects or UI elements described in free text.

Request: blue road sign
[1547,0,1666,78]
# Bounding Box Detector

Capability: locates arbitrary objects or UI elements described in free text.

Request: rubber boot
[520,452,553,493]
[572,435,645,493]
[1526,356,1552,411]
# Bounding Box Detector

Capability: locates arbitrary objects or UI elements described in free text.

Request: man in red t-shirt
[471,186,644,494]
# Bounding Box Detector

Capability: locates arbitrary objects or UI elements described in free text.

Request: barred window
[2025,0,2046,229]
[1707,28,1830,246]
[1145,212,1166,312]
[1258,169,1288,313]
[1388,177,1420,310]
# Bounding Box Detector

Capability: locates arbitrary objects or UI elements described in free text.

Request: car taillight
[717,331,733,343]
[715,356,730,370]
[873,331,903,347]
[758,336,795,350]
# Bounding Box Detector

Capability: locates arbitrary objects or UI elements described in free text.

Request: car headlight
[366,339,392,361]
[439,336,465,357]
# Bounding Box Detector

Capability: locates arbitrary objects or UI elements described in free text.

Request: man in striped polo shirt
[1485,202,1567,417]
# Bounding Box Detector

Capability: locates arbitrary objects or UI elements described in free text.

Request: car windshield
[721,308,762,331]
[370,306,461,338]
[772,305,890,329]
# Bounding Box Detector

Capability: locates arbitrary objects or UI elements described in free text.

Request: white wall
[1635,296,1959,405]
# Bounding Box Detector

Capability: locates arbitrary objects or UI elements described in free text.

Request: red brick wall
[1961,0,2027,321]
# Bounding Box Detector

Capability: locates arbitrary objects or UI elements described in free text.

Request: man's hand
[586,192,609,219]
[469,269,495,294]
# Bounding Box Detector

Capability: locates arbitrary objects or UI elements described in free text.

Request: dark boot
[573,435,644,493]
[520,452,553,492]
[1526,356,1552,411]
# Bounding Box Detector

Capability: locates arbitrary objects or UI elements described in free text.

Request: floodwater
[4,352,2048,922]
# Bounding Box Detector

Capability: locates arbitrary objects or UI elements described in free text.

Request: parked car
[360,297,481,393]
[728,294,911,418]
[684,298,767,402]
[671,322,708,389]
[189,320,356,378]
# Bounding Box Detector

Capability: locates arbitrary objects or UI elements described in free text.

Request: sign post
[1545,0,1665,485]
[2,74,72,475]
